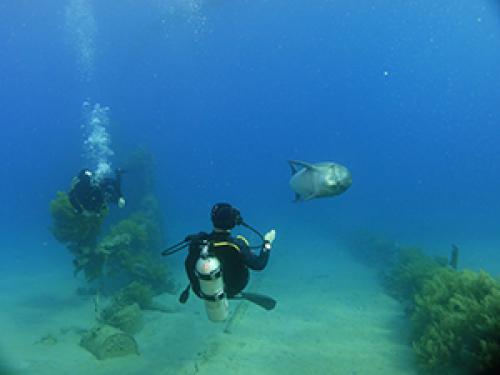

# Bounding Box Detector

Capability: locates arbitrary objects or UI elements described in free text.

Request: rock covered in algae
[102,302,143,335]
[80,324,139,360]
[113,281,155,310]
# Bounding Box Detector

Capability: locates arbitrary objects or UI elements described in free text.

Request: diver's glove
[263,229,276,251]
[118,197,126,208]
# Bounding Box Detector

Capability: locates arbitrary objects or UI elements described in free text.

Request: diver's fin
[288,160,318,172]
[234,292,277,310]
[179,284,190,304]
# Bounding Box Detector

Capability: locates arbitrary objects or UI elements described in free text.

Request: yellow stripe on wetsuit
[213,241,241,252]
[235,235,249,246]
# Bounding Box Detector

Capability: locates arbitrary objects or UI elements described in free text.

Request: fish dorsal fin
[288,160,318,172]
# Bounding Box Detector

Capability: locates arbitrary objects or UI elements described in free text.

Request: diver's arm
[100,177,125,207]
[114,169,126,208]
[114,170,123,196]
[239,242,270,271]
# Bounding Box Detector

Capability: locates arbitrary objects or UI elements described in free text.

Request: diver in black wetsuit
[181,203,276,302]
[69,168,126,214]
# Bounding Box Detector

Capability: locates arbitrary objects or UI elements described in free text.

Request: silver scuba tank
[195,241,229,322]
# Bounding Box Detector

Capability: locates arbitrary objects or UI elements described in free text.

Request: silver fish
[289,160,352,201]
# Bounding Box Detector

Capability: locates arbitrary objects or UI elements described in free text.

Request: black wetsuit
[184,231,270,298]
[100,171,123,205]
[69,169,123,214]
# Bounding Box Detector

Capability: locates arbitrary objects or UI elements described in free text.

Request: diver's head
[78,168,93,179]
[211,203,243,230]
[77,168,100,187]
[76,169,94,184]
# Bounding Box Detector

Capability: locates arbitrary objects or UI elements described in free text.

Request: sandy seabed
[0,243,417,375]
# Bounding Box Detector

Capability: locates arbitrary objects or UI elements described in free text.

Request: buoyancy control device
[195,240,229,322]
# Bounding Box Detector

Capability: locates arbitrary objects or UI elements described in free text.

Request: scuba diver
[69,168,126,215]
[162,203,277,321]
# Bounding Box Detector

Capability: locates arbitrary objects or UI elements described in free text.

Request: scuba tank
[195,240,229,322]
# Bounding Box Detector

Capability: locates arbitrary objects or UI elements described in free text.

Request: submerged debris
[450,244,459,270]
[80,324,139,360]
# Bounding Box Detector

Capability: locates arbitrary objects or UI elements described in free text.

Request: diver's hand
[264,229,276,244]
[118,197,126,208]
[263,229,276,251]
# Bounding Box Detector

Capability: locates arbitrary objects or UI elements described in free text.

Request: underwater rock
[112,281,155,310]
[34,334,58,346]
[103,302,143,335]
[80,324,139,360]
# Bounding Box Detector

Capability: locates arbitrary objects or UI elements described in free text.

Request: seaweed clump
[381,247,447,306]
[381,242,500,373]
[411,268,500,373]
[50,191,108,280]
[98,204,174,294]
[49,149,175,294]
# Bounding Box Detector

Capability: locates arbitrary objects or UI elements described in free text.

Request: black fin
[236,292,277,310]
[179,284,190,304]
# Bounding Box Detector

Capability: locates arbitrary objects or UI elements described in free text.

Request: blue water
[2,1,500,374]
[1,1,500,270]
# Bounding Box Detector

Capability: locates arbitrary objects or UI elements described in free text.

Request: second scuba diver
[69,168,126,215]
[163,202,276,321]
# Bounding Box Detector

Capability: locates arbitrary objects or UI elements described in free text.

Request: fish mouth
[325,177,337,187]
